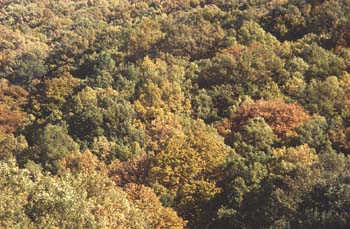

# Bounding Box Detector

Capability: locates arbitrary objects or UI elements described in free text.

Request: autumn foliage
[0,79,28,134]
[230,100,310,138]
[1,0,350,228]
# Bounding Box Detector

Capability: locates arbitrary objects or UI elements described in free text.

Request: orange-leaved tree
[0,79,29,134]
[229,100,310,139]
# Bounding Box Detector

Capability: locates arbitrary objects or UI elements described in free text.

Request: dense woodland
[1,0,350,228]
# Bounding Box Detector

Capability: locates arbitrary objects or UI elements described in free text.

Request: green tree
[217,144,320,228]
[67,86,145,161]
[32,123,79,174]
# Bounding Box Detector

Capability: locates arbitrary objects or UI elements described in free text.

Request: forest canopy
[1,0,350,228]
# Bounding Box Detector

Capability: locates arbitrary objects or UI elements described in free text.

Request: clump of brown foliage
[219,100,310,139]
[0,79,28,134]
